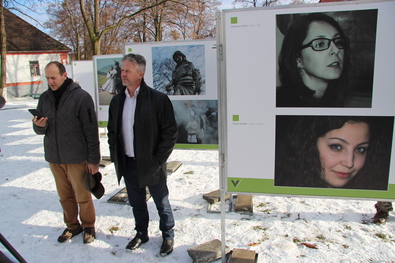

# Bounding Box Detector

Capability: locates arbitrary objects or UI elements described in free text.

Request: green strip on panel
[227,178,395,200]
[98,121,108,127]
[175,144,218,150]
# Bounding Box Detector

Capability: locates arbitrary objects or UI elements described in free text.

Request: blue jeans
[124,156,175,239]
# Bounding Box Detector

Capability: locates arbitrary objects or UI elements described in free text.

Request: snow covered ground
[1,99,395,263]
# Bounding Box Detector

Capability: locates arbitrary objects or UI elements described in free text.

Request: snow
[1,99,395,263]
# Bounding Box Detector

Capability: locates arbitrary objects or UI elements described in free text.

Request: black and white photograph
[274,115,394,190]
[152,45,206,96]
[172,100,218,145]
[276,9,377,107]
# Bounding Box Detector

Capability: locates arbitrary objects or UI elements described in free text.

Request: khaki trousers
[50,162,95,229]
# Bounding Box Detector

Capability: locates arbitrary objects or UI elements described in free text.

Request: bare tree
[154,0,220,41]
[231,0,278,8]
[79,0,173,56]
[0,0,6,97]
[44,0,219,58]
[45,0,182,58]
[231,0,319,8]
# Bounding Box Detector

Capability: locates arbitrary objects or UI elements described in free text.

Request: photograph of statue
[276,9,377,108]
[152,45,206,95]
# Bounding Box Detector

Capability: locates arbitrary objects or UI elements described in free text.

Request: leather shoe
[57,226,83,243]
[160,239,174,256]
[126,234,149,250]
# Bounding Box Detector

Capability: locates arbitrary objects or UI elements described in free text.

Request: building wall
[5,52,69,99]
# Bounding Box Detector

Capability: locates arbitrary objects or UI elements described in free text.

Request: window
[29,61,40,76]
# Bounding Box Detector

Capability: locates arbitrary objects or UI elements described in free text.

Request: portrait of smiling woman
[276,10,377,107]
[274,116,394,190]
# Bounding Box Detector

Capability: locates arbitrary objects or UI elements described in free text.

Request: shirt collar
[125,86,140,98]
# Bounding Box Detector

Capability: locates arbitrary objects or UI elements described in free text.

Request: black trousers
[124,156,175,239]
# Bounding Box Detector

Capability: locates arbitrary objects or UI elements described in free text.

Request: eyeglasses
[301,37,350,51]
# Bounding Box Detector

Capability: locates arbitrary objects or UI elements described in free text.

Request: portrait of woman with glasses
[276,12,352,107]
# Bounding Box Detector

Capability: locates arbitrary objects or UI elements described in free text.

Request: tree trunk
[92,38,101,56]
[0,2,7,98]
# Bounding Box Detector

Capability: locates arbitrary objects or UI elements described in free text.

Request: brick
[229,248,257,263]
[187,239,230,263]
[203,189,231,204]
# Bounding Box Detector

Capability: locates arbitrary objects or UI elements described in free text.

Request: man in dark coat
[107,53,177,256]
[33,61,100,244]
[114,61,122,94]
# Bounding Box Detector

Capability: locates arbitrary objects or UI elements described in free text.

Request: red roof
[4,8,71,52]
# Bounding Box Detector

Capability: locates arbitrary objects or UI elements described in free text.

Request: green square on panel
[230,17,238,24]
[233,115,239,121]
[128,48,133,52]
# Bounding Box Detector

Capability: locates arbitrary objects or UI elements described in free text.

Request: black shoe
[160,239,174,256]
[126,234,149,250]
[83,227,96,244]
[373,210,389,224]
[57,226,83,243]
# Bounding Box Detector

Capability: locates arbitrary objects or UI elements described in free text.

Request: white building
[4,8,71,99]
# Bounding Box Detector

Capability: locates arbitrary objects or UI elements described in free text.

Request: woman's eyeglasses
[301,37,350,51]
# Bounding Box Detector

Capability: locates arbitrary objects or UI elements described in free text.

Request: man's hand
[88,163,100,175]
[33,116,48,127]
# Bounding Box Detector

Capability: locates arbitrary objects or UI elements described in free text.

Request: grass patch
[252,225,268,231]
[293,237,301,243]
[109,226,120,234]
[375,233,387,240]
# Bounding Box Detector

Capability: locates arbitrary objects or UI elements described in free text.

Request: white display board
[124,40,219,149]
[219,0,395,200]
[70,61,96,108]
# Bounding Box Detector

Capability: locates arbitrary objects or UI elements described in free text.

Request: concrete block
[207,198,232,213]
[167,161,182,173]
[187,239,230,263]
[229,248,257,263]
[107,187,150,205]
[203,189,231,204]
[99,156,112,167]
[107,187,128,204]
[234,195,253,215]
[99,159,112,167]
[101,155,111,161]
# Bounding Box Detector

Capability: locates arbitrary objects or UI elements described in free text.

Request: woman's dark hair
[275,116,393,190]
[278,13,351,105]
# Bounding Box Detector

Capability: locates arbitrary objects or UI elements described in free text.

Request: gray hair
[122,53,146,72]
